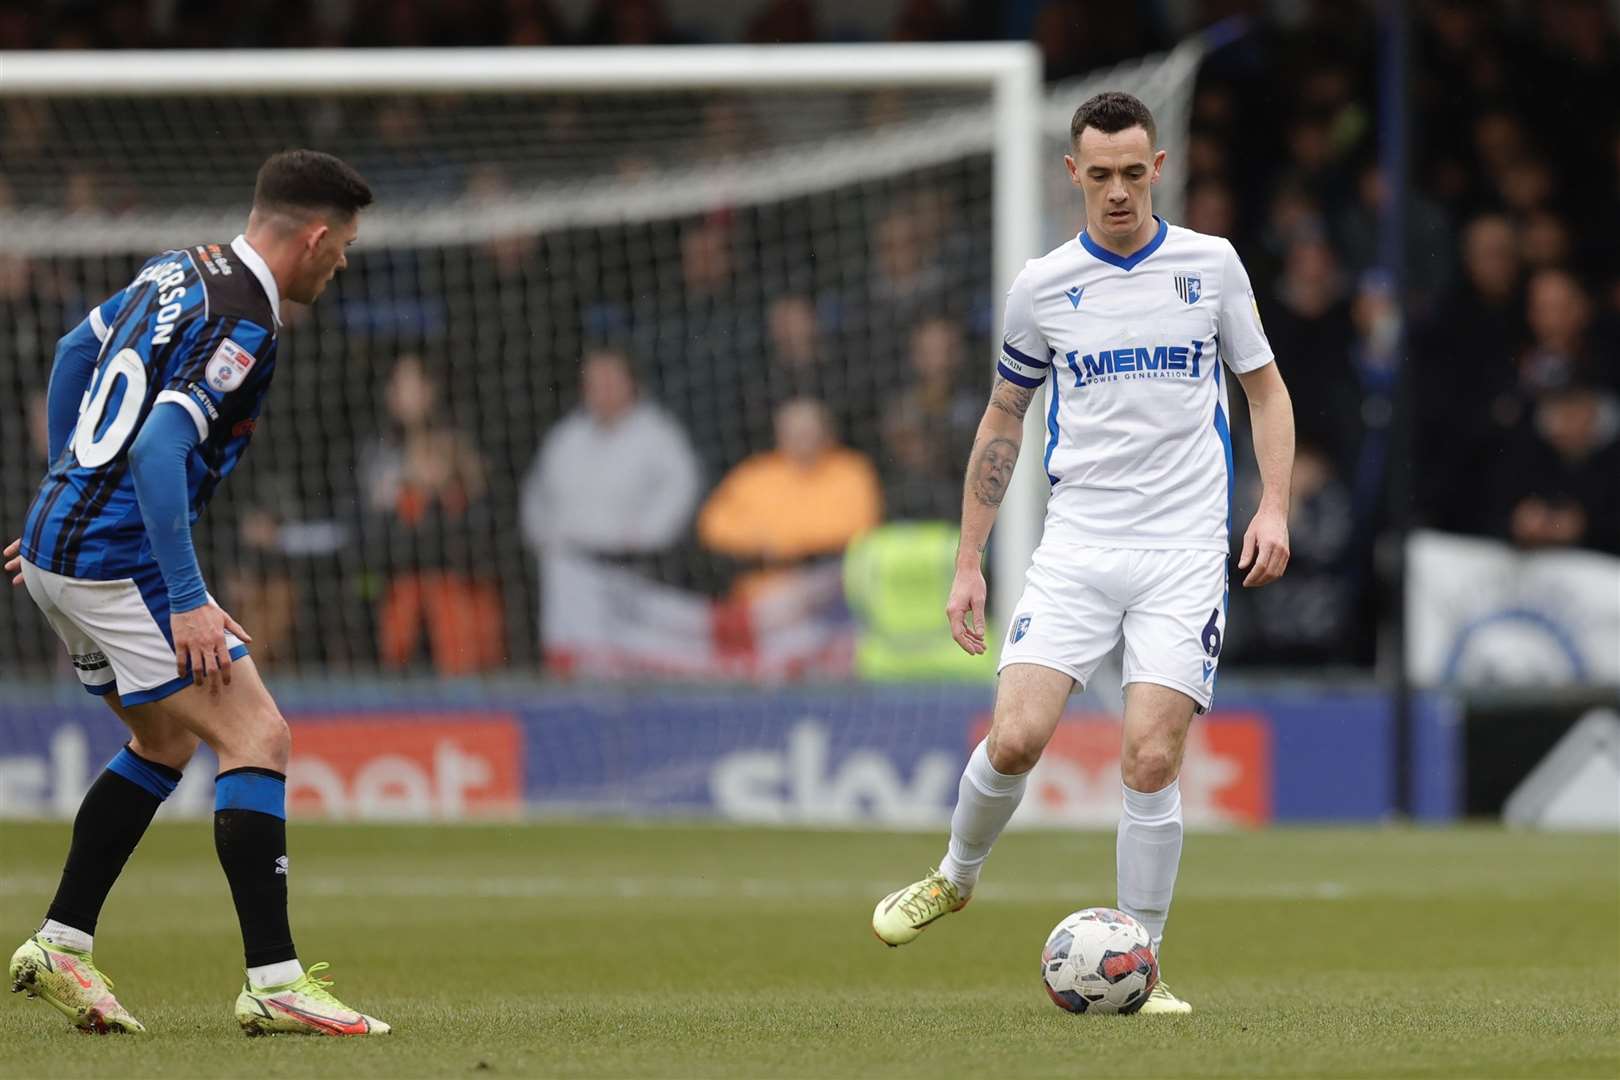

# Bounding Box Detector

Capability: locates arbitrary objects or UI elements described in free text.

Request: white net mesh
[1,43,1203,681]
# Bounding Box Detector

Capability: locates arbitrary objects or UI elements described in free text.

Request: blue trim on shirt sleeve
[1000,340,1048,369]
[1078,216,1169,271]
[129,404,208,613]
[996,360,1046,388]
[215,767,286,819]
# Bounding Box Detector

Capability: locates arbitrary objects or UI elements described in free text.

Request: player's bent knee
[211,703,290,772]
[1121,744,1178,792]
[986,727,1046,775]
[247,709,292,772]
[987,665,1071,774]
[129,730,200,772]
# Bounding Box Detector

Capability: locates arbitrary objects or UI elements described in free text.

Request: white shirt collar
[230,234,282,327]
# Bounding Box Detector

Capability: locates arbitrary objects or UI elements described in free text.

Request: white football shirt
[995,217,1275,552]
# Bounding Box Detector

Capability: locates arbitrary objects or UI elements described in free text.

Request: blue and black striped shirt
[22,236,280,581]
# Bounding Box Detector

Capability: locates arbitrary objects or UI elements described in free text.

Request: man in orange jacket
[699,397,882,597]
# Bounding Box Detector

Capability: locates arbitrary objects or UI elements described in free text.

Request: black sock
[213,767,297,968]
[45,745,183,937]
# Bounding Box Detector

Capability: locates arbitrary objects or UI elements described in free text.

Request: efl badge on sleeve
[1174,272,1202,305]
[206,338,256,393]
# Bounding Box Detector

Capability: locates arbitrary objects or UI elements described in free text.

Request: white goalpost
[0,41,1206,674]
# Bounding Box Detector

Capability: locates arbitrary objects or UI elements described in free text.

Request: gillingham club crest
[1174,271,1201,305]
[1011,613,1032,643]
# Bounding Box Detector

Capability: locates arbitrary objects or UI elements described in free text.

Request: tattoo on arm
[987,376,1037,421]
[971,437,1019,508]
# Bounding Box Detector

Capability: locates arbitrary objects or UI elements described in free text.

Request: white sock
[938,740,1029,893]
[1116,779,1184,954]
[247,959,303,990]
[38,919,93,953]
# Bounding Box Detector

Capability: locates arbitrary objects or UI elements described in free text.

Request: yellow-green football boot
[8,934,145,1034]
[235,962,390,1036]
[1137,979,1193,1014]
[872,869,969,946]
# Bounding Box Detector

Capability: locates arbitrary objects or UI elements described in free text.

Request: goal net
[1,40,1206,685]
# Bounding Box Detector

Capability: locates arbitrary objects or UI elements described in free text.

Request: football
[1040,907,1159,1014]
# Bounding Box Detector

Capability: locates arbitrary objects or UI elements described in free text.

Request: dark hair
[253,149,373,219]
[1070,91,1157,148]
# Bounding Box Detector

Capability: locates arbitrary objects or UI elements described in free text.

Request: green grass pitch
[2,821,1616,1078]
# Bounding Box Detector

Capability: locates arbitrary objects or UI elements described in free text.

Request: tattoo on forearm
[971,437,1019,507]
[987,376,1037,421]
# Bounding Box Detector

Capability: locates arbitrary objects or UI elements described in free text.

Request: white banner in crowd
[1406,530,1620,688]
[540,552,853,680]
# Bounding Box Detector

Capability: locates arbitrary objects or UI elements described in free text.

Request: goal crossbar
[0,42,1049,645]
[0,44,1039,95]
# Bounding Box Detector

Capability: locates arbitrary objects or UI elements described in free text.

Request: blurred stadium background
[0,3,1617,1073]
[3,2,1620,1080]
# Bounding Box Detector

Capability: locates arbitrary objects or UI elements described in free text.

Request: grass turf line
[1,821,1615,1078]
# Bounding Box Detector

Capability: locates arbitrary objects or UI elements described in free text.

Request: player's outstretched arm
[1235,361,1294,587]
[947,375,1039,654]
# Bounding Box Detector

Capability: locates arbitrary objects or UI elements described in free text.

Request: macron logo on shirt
[1065,285,1085,308]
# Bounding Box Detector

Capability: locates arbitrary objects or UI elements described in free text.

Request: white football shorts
[998,544,1228,711]
[21,558,247,706]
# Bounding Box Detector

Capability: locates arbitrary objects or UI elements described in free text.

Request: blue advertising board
[0,684,1458,824]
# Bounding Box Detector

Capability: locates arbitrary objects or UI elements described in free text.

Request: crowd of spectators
[3,0,1618,678]
[1186,0,1620,665]
[2,0,1162,53]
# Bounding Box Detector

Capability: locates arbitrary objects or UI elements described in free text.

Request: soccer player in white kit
[871,92,1295,1015]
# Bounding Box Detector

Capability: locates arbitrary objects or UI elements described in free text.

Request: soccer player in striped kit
[6,150,389,1036]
